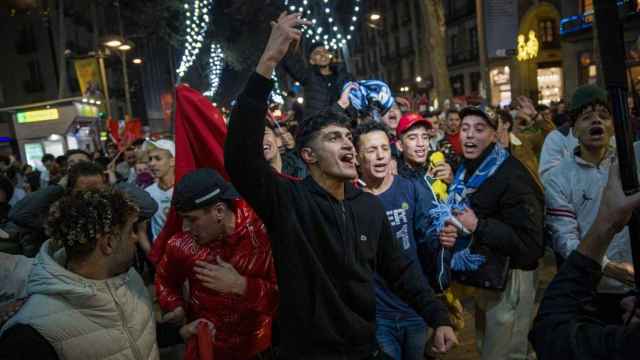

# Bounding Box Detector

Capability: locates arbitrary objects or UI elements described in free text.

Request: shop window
[490,67,512,108]
[537,67,563,106]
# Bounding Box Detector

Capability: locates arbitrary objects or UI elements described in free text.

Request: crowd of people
[0,12,639,360]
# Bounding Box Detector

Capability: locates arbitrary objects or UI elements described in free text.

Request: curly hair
[47,189,139,261]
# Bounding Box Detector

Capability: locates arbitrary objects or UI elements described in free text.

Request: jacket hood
[27,240,132,304]
[303,175,362,201]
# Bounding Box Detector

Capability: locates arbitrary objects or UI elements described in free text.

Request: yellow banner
[74,58,104,99]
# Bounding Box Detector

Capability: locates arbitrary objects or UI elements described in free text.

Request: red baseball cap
[396,112,432,138]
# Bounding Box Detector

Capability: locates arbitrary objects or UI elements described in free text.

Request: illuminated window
[539,19,555,44]
[582,0,593,13]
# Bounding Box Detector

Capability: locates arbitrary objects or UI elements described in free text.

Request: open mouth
[464,142,478,150]
[340,153,355,166]
[589,127,605,136]
[373,163,388,172]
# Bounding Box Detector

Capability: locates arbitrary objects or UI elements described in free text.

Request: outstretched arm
[225,13,311,227]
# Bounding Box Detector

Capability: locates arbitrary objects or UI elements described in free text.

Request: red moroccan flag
[148,85,227,264]
[107,117,120,144]
[121,117,143,148]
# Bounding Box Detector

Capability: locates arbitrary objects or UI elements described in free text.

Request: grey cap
[114,182,158,220]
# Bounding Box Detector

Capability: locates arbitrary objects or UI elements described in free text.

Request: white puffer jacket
[544,148,632,294]
[0,240,159,360]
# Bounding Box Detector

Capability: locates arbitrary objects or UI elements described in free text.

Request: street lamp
[132,58,143,65]
[118,43,132,51]
[103,35,124,48]
[101,36,135,117]
[415,76,423,83]
[370,12,381,22]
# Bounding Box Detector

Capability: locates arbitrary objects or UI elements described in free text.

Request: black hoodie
[225,73,450,360]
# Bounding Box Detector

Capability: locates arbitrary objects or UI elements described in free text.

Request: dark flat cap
[172,168,238,213]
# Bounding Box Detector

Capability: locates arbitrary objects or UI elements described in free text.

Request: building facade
[559,0,640,96]
[443,0,482,100]
[440,0,566,107]
[350,0,433,100]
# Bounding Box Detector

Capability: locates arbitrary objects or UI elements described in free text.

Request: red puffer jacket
[155,199,278,359]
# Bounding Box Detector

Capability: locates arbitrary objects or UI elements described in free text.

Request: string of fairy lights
[176,0,361,99]
[287,0,361,50]
[176,0,213,79]
[202,43,224,97]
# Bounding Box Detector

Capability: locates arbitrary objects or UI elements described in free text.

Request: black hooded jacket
[225,73,450,360]
[279,53,353,121]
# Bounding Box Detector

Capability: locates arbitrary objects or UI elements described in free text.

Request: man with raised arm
[225,12,456,360]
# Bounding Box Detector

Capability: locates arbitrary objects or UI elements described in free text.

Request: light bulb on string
[289,0,361,49]
[176,0,213,78]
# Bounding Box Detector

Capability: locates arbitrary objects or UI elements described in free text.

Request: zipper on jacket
[107,282,144,360]
[340,201,350,266]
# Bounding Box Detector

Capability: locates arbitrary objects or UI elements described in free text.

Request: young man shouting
[353,121,441,359]
[225,13,456,360]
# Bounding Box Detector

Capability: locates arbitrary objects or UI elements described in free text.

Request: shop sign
[517,31,540,61]
[75,103,99,117]
[16,108,60,123]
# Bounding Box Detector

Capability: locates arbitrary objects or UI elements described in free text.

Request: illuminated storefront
[537,67,563,105]
[490,66,512,108]
[0,98,101,167]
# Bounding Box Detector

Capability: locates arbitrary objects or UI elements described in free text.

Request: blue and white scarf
[427,144,509,291]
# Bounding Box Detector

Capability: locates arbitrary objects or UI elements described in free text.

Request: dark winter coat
[279,53,353,121]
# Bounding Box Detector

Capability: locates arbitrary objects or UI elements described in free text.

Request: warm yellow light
[118,44,132,51]
[517,31,539,62]
[370,13,381,21]
[132,58,143,64]
[104,40,122,48]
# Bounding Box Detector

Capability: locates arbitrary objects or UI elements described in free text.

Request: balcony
[446,1,475,23]
[447,49,479,66]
